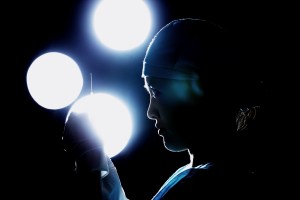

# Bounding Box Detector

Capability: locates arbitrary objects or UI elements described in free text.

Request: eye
[149,87,161,98]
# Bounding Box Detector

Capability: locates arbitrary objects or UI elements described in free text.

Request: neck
[188,147,256,174]
[188,150,210,167]
[189,150,194,166]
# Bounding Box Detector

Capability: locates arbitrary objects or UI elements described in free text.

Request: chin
[163,141,187,152]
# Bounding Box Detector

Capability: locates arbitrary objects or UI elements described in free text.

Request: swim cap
[142,18,233,80]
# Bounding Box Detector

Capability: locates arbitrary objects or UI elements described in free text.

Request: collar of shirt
[152,162,212,200]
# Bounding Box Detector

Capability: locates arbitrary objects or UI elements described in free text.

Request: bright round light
[92,0,152,51]
[26,52,83,110]
[69,93,133,158]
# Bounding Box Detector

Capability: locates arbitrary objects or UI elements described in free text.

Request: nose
[147,98,159,120]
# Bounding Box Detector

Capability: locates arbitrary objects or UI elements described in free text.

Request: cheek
[158,90,204,129]
[162,102,199,131]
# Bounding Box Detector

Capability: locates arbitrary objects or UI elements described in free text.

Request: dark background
[3,0,294,199]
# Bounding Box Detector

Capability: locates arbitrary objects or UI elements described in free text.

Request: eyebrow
[143,84,150,93]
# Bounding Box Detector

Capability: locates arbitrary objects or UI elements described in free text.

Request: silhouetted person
[63,18,270,199]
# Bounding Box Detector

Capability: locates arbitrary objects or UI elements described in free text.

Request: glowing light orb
[69,93,133,158]
[26,52,83,110]
[92,0,152,51]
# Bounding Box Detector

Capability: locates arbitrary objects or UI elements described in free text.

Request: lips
[155,122,163,130]
[155,122,165,136]
[158,128,166,136]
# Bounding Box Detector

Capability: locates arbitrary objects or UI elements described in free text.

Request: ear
[236,106,259,131]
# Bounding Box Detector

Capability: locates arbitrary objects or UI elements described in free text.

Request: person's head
[142,18,265,160]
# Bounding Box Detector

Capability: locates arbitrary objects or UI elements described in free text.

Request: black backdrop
[3,0,293,199]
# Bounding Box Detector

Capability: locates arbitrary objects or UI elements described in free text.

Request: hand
[62,112,108,173]
[63,112,129,199]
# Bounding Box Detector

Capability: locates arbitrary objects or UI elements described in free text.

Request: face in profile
[144,76,207,152]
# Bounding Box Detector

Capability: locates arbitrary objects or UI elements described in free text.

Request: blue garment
[152,163,211,200]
